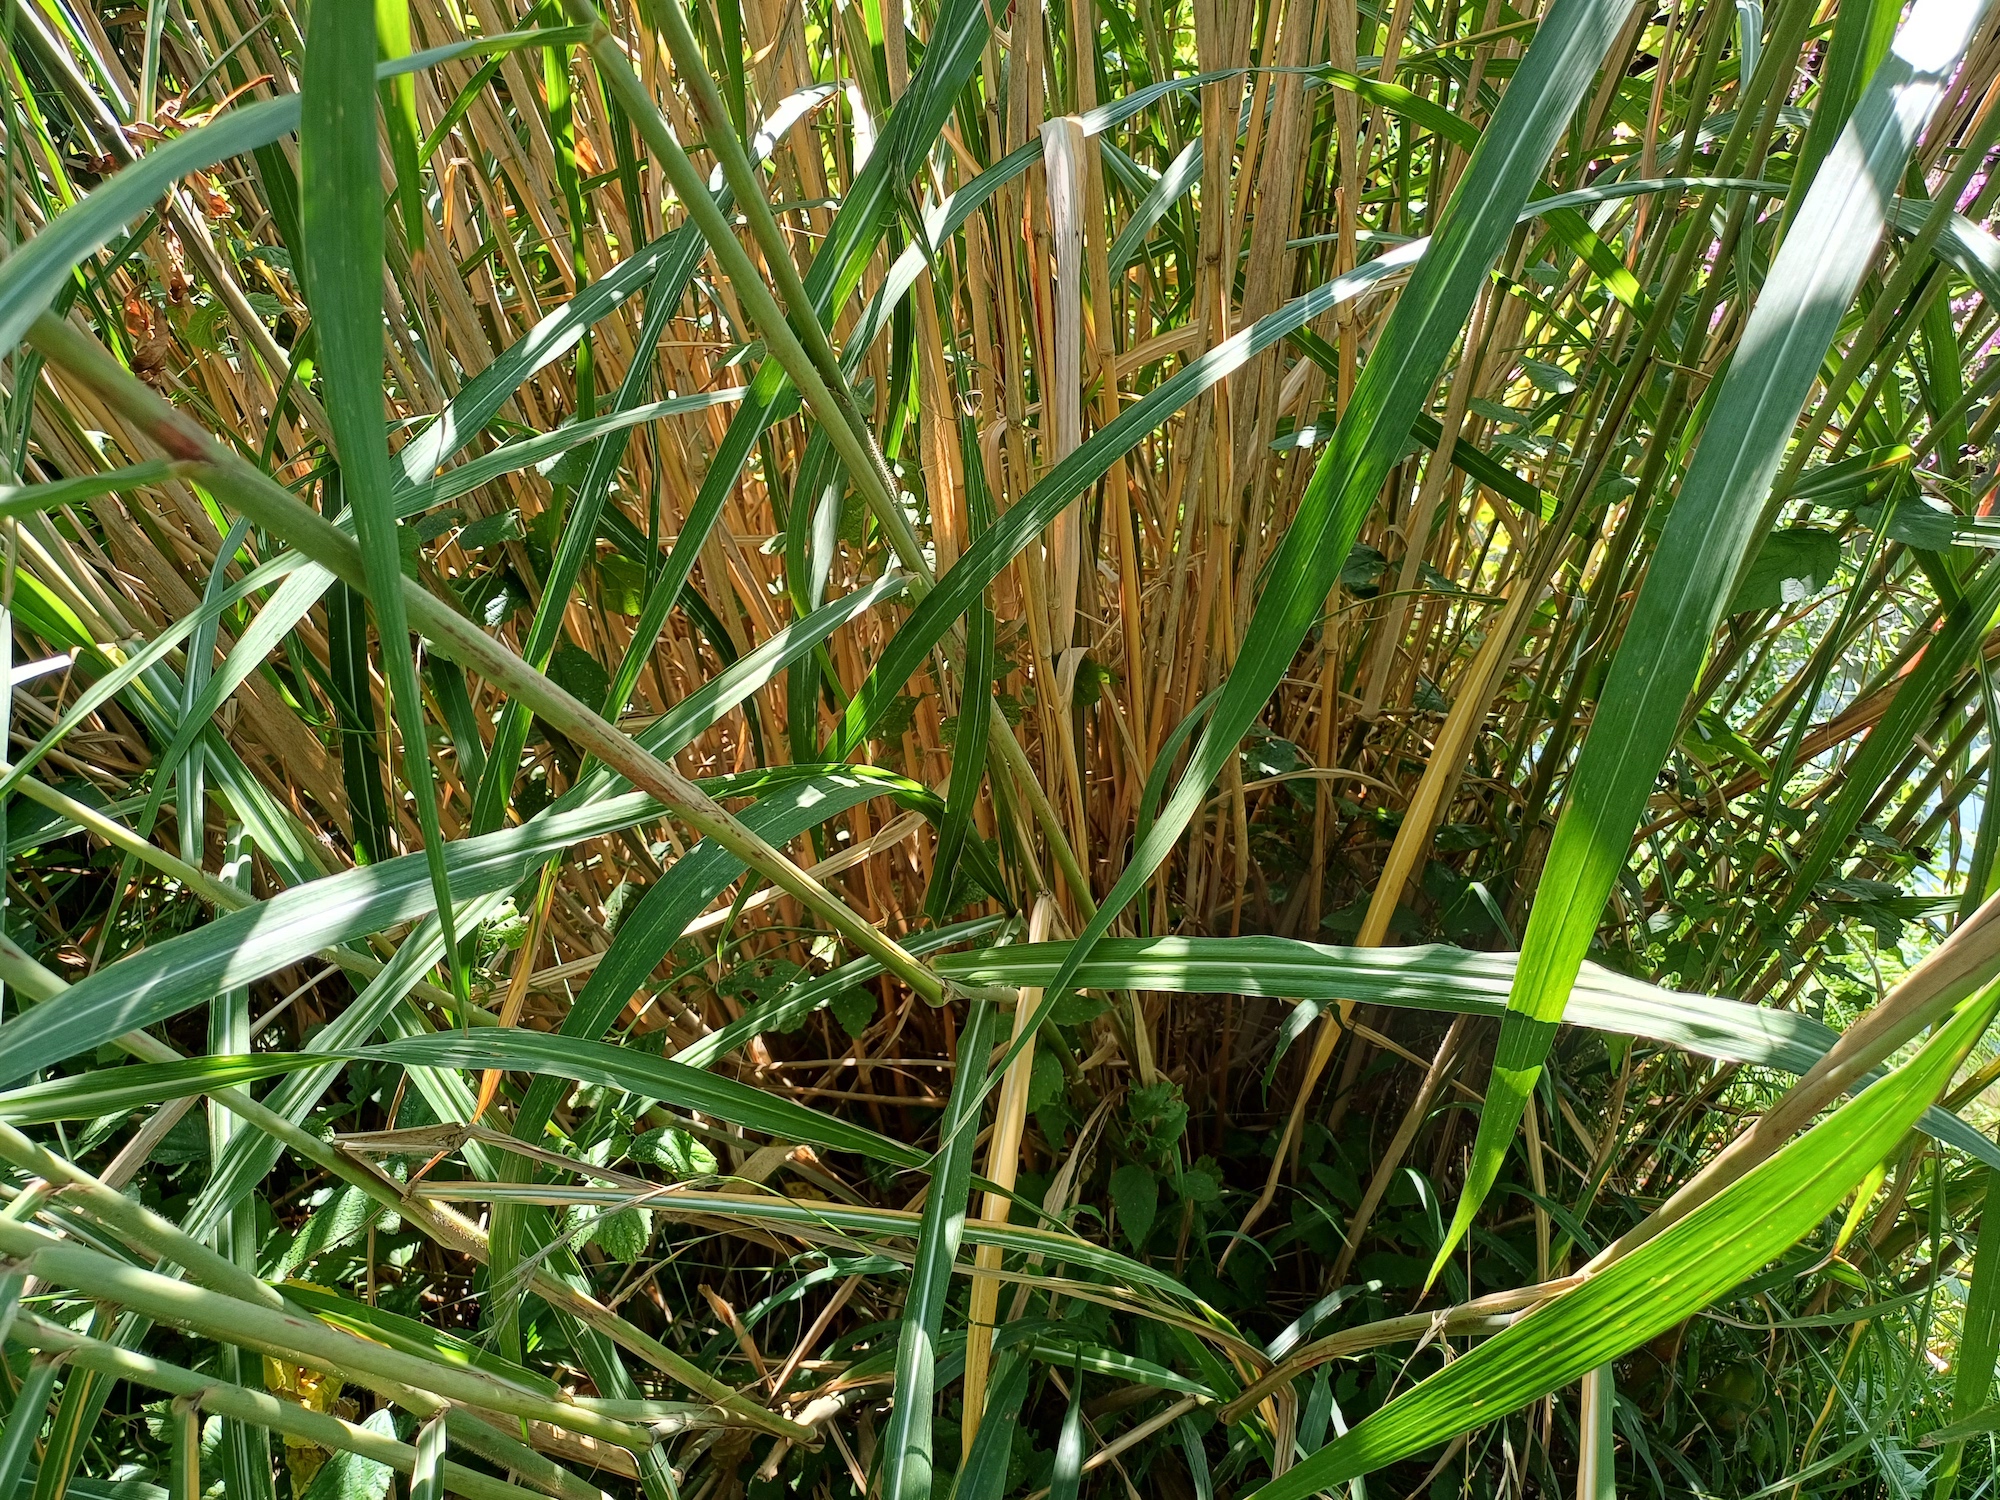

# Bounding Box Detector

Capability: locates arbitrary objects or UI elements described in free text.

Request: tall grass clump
[3,0,2000,1493]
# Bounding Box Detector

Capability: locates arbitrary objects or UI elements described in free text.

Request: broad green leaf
[1791,0,1901,200]
[1926,1403,2000,1449]
[1726,528,1843,614]
[375,0,423,254]
[326,576,395,865]
[1111,1163,1159,1250]
[300,1411,398,1500]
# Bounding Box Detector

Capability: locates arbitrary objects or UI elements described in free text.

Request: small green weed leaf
[1726,528,1842,613]
[831,986,876,1039]
[1111,1163,1159,1250]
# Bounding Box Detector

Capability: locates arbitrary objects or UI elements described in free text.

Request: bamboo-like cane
[961,894,1057,1461]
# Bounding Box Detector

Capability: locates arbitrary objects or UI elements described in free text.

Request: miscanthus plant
[1,0,2000,1494]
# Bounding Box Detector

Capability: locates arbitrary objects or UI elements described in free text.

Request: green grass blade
[0,792,661,1087]
[187,902,502,1245]
[375,1183,1227,1317]
[398,389,745,515]
[278,1284,564,1399]
[166,1396,198,1500]
[956,1350,1032,1500]
[678,916,1011,1069]
[8,1315,561,1500]
[598,384,782,721]
[375,0,424,255]
[299,0,463,1010]
[878,994,995,1500]
[1438,0,1989,1283]
[469,255,685,835]
[0,1360,59,1499]
[1790,0,1901,205]
[0,553,299,799]
[1023,1337,1218,1400]
[826,169,1743,764]
[395,230,700,488]
[1779,556,2000,923]
[1049,1360,1086,1500]
[178,519,242,868]
[208,836,273,1500]
[0,97,299,357]
[782,423,840,761]
[0,1055,326,1122]
[829,244,1417,761]
[0,460,182,520]
[1109,136,1202,274]
[0,35,571,377]
[923,280,997,920]
[364,1030,925,1167]
[1249,982,2000,1497]
[590,0,988,628]
[1931,1169,2000,1497]
[507,765,942,1147]
[934,936,2000,1169]
[408,1416,447,1500]
[326,576,395,864]
[133,562,346,858]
